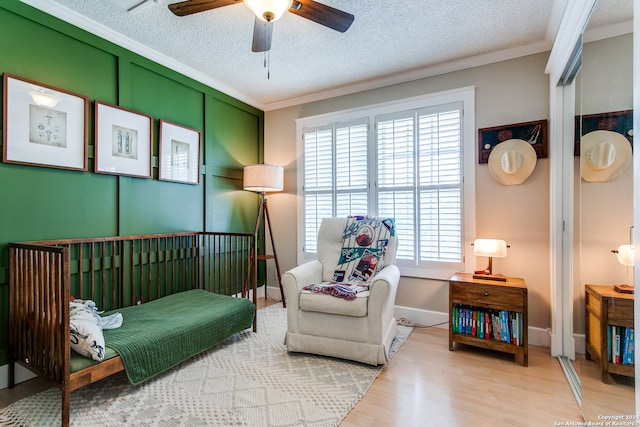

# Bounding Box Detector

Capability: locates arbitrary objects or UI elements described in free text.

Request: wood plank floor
[1,299,634,426]
[343,326,585,427]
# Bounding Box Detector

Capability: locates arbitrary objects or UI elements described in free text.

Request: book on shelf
[451,304,524,346]
[608,325,635,366]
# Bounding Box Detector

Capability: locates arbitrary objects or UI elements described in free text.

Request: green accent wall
[0,1,263,366]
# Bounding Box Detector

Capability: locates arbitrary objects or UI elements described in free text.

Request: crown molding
[19,0,263,109]
[262,40,551,111]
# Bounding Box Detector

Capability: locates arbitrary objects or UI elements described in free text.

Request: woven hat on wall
[488,139,537,186]
[581,130,632,183]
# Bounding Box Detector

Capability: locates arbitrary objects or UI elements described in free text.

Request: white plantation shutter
[303,128,333,253]
[298,88,474,277]
[377,113,416,261]
[302,120,368,253]
[417,105,462,265]
[376,103,463,269]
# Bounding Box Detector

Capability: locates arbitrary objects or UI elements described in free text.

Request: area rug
[0,304,412,426]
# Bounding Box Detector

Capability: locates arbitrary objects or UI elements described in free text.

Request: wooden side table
[449,272,528,366]
[585,284,634,383]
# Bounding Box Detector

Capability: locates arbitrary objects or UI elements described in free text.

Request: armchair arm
[366,264,400,342]
[282,260,323,333]
[368,265,400,310]
[282,260,323,296]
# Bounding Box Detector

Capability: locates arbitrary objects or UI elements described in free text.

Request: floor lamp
[243,164,286,307]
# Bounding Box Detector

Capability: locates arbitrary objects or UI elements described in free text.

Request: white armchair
[282,217,400,365]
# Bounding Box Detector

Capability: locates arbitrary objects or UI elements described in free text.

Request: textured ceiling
[19,0,633,110]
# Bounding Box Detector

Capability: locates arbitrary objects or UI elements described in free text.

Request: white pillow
[70,300,105,361]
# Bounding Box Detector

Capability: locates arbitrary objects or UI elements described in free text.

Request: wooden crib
[8,231,257,426]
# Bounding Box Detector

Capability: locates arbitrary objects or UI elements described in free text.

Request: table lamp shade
[473,239,508,258]
[614,244,634,266]
[243,164,284,193]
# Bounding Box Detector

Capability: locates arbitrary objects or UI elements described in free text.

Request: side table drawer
[607,298,634,325]
[451,283,524,310]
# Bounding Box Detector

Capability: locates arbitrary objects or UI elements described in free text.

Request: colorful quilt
[304,216,395,300]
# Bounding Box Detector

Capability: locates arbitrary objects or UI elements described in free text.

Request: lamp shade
[243,164,284,193]
[614,244,634,266]
[245,0,293,22]
[473,239,508,258]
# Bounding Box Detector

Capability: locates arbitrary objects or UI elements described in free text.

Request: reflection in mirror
[577,0,634,420]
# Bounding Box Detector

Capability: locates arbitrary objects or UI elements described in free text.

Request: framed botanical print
[158,119,201,185]
[94,101,153,178]
[3,73,88,171]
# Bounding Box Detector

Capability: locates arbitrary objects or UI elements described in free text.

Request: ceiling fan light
[245,0,293,22]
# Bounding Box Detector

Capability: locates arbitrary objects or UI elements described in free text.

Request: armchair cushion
[300,289,370,317]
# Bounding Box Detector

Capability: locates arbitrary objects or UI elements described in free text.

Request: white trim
[545,0,596,358]
[394,305,551,348]
[633,0,640,407]
[0,364,37,390]
[295,87,476,278]
[19,0,259,109]
[545,0,597,81]
[266,42,549,111]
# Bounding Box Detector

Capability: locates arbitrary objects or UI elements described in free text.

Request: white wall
[264,52,552,330]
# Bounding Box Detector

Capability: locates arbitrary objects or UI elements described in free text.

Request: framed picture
[477,119,548,164]
[3,73,88,171]
[158,120,201,184]
[574,109,633,156]
[95,101,153,178]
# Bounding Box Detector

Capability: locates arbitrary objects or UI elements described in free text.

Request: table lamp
[472,238,508,281]
[611,244,634,294]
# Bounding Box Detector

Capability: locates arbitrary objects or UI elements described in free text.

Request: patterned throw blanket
[303,282,370,301]
[304,216,395,300]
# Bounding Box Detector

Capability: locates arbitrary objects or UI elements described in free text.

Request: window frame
[295,86,476,280]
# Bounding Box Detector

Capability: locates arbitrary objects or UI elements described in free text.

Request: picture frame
[574,109,633,156]
[158,120,201,185]
[3,73,88,171]
[477,119,548,164]
[95,101,153,178]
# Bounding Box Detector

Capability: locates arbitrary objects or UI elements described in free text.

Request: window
[296,87,476,279]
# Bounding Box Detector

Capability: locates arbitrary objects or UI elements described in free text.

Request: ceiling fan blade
[289,0,354,33]
[168,0,241,17]
[252,17,273,52]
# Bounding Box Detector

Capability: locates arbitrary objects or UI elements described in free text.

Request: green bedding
[99,289,255,385]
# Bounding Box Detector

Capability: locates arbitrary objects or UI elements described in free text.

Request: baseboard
[574,332,585,355]
[394,304,551,348]
[395,305,449,329]
[266,294,553,348]
[0,364,37,390]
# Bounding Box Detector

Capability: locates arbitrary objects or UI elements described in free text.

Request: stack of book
[451,304,524,346]
[608,325,635,365]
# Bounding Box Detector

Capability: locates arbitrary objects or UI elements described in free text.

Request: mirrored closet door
[574,0,635,419]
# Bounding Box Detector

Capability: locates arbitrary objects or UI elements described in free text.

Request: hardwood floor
[343,326,585,427]
[1,298,634,426]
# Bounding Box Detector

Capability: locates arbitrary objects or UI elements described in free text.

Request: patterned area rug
[0,304,412,426]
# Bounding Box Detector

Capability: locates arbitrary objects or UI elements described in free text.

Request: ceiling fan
[168,0,354,52]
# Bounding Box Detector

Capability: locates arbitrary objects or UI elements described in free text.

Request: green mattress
[77,289,255,384]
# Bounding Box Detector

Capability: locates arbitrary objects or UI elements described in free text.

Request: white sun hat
[581,130,632,183]
[488,139,537,185]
